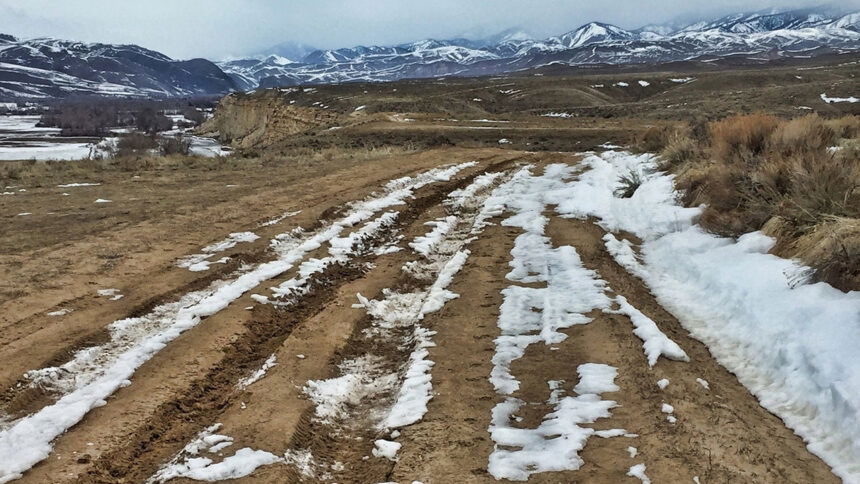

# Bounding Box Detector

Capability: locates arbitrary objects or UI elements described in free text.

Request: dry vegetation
[0,144,417,185]
[647,113,860,291]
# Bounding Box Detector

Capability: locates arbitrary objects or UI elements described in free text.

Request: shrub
[616,169,643,198]
[636,125,672,153]
[769,114,836,156]
[136,107,173,134]
[115,133,158,157]
[787,151,860,229]
[660,132,698,168]
[826,115,860,139]
[160,136,191,156]
[709,113,779,163]
[182,107,206,125]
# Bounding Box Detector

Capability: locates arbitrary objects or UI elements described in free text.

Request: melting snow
[177,232,260,272]
[611,296,689,367]
[488,363,624,481]
[57,182,100,188]
[259,210,301,227]
[147,424,282,483]
[372,440,401,460]
[46,309,72,317]
[236,354,277,389]
[0,163,475,482]
[573,150,860,481]
[821,93,859,103]
[627,463,652,483]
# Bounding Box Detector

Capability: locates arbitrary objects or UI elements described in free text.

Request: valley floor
[0,147,853,483]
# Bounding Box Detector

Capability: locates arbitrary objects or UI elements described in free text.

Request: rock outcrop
[200,90,340,149]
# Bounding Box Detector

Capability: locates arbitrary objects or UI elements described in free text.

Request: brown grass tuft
[769,114,836,156]
[668,113,860,290]
[709,113,779,163]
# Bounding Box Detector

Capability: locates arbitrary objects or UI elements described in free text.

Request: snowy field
[0,115,227,161]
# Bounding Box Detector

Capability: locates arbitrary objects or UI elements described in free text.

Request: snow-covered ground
[0,115,95,161]
[0,142,95,161]
[0,115,228,162]
[559,150,860,483]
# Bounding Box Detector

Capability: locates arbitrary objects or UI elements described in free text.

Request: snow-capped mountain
[220,8,860,89]
[2,7,860,100]
[0,35,237,99]
[558,22,637,49]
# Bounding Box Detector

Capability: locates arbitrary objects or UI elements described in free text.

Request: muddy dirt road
[0,148,840,483]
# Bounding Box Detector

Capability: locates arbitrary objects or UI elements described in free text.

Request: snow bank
[384,250,470,428]
[147,424,282,483]
[149,423,280,484]
[372,439,401,460]
[57,182,100,188]
[408,216,456,257]
[550,151,699,240]
[573,363,619,395]
[487,166,639,480]
[306,169,507,438]
[259,210,301,227]
[567,150,860,482]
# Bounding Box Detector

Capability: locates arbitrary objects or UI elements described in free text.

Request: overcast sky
[1,0,858,60]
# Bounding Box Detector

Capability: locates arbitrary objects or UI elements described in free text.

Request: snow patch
[488,363,622,481]
[611,295,689,367]
[821,93,859,103]
[372,439,401,460]
[236,354,277,389]
[627,463,652,483]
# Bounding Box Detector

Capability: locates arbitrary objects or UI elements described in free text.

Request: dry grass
[710,113,779,163]
[769,114,836,156]
[0,144,418,186]
[667,113,860,290]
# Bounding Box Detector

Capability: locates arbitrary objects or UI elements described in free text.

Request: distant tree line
[37,97,214,137]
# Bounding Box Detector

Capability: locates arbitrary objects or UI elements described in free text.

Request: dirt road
[0,148,839,483]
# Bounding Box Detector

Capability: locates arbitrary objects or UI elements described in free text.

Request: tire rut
[79,158,520,483]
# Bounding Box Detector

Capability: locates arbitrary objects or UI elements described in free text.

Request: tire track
[81,158,520,483]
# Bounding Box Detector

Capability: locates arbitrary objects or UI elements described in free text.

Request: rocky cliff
[200,90,341,150]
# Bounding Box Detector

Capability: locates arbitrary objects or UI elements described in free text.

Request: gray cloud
[1,0,858,60]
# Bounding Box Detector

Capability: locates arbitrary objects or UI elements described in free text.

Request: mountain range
[1,8,859,100]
